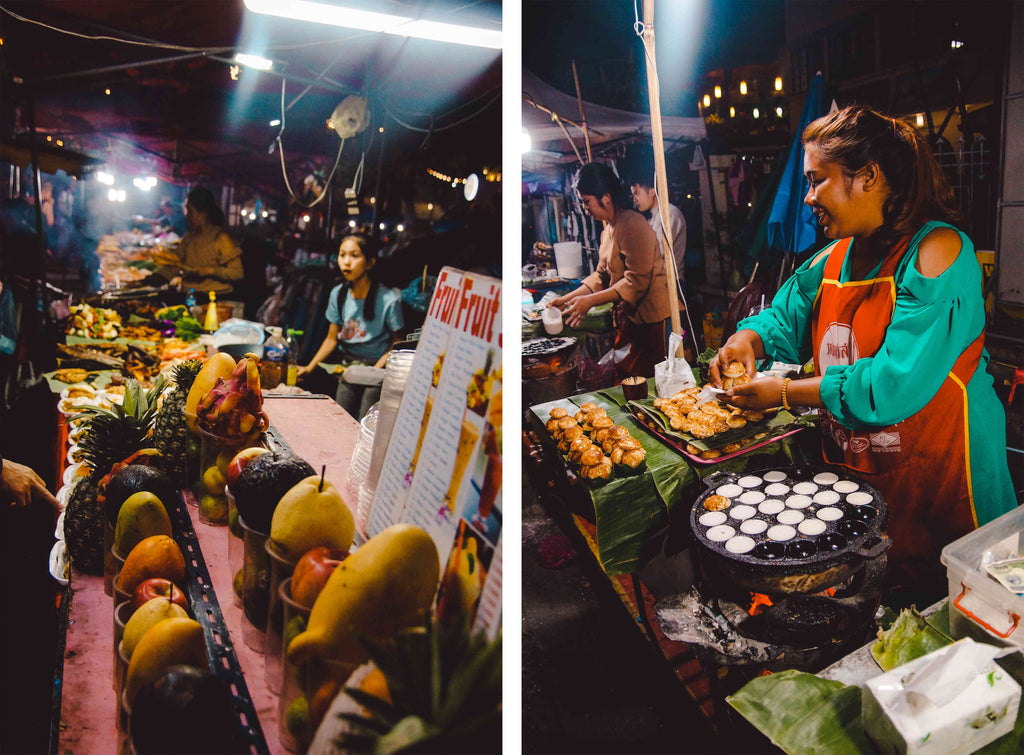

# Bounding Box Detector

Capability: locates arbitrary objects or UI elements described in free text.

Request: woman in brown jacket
[551,162,671,378]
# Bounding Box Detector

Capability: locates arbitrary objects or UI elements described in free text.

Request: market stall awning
[0,138,104,179]
[522,68,706,167]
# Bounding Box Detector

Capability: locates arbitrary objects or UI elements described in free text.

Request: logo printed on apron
[817,321,860,370]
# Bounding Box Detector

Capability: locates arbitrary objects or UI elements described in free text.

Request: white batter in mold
[833,480,859,494]
[738,475,762,488]
[725,535,756,554]
[792,481,818,496]
[763,470,787,483]
[707,524,736,542]
[716,484,743,498]
[738,490,766,505]
[758,499,785,515]
[847,491,873,506]
[816,507,844,522]
[798,519,827,536]
[777,509,805,526]
[812,490,841,506]
[728,505,757,521]
[740,518,768,535]
[767,524,796,541]
[699,511,728,527]
[786,495,813,509]
[813,472,839,485]
[765,483,790,497]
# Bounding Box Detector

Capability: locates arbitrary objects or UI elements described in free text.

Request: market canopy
[0,1,501,197]
[522,67,707,168]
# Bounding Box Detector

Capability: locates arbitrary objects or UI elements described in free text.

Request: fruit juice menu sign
[367,267,465,535]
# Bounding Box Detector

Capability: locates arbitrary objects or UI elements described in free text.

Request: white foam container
[940,506,1024,649]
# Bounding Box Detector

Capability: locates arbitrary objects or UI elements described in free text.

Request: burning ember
[748,593,774,616]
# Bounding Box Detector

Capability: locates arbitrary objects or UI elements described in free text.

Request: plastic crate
[940,506,1024,648]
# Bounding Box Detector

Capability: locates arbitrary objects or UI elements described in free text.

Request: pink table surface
[58,395,360,754]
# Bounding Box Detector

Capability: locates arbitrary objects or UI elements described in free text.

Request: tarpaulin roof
[522,68,706,167]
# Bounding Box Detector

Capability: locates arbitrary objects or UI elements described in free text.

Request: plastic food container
[940,506,1024,649]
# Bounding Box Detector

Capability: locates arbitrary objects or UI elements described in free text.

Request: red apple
[226,447,271,490]
[291,546,348,608]
[130,577,188,612]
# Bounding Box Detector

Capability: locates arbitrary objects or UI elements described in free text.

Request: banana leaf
[728,670,872,754]
[870,608,952,671]
[548,391,698,574]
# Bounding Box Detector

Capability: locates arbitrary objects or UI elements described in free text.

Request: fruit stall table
[55,393,360,754]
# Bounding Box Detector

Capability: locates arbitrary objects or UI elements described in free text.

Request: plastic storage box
[940,505,1024,649]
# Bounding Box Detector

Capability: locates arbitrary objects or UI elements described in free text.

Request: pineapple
[153,360,202,483]
[334,616,502,754]
[64,377,166,575]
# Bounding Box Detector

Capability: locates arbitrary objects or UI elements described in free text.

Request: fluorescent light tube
[234,53,275,70]
[244,0,501,50]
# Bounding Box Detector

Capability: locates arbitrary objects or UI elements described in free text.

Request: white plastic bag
[654,332,696,397]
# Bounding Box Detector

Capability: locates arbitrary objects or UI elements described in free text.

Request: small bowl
[55,509,66,540]
[56,484,72,511]
[621,377,649,401]
[63,462,89,486]
[49,541,69,586]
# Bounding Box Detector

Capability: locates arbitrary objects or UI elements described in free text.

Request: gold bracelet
[781,377,792,410]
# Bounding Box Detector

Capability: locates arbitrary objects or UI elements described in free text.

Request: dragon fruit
[195,354,270,440]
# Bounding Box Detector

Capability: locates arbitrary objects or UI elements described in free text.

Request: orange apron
[810,236,982,571]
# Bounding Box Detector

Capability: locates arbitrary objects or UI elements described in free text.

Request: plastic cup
[195,430,259,526]
[263,542,298,695]
[240,515,270,651]
[104,520,116,597]
[113,600,133,690]
[111,546,127,600]
[226,488,244,607]
[278,578,313,752]
[115,640,130,708]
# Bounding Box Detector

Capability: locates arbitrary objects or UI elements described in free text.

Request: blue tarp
[766,73,826,255]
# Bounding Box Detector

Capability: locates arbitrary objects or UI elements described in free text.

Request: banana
[286,524,439,666]
[185,353,236,432]
[124,617,206,706]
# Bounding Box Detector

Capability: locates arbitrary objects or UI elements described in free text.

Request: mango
[117,535,186,594]
[124,617,205,706]
[114,492,172,556]
[269,475,355,562]
[184,353,236,433]
[286,524,439,666]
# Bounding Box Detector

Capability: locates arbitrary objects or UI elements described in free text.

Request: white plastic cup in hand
[542,306,564,335]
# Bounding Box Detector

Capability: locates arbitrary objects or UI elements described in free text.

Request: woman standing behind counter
[712,105,1015,602]
[175,187,243,294]
[551,163,671,379]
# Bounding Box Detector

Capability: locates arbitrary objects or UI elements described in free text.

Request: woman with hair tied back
[551,162,671,379]
[174,187,244,294]
[711,105,1015,604]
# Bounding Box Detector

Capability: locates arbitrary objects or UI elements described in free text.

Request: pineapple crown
[73,375,167,478]
[336,616,501,754]
[171,359,203,393]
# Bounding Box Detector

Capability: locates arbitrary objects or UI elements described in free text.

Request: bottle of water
[285,329,303,386]
[261,326,287,388]
[185,287,197,311]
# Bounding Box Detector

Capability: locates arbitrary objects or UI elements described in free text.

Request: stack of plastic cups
[348,404,378,538]
[360,350,414,529]
[113,600,133,696]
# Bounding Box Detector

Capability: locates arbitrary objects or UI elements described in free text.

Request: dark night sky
[523,0,786,116]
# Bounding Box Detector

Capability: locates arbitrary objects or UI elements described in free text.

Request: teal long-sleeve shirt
[739,221,1015,524]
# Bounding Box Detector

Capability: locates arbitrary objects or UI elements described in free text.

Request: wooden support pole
[641,0,683,345]
[571,60,593,163]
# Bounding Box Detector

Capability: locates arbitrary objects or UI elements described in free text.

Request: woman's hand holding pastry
[723,376,783,411]
[709,332,758,387]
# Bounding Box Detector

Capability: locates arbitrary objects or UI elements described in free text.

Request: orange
[116,535,186,594]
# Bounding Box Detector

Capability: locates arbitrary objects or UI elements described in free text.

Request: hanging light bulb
[714,85,722,99]
[739,80,747,95]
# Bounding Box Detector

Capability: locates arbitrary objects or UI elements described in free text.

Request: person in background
[711,105,1015,605]
[296,234,404,419]
[630,175,686,282]
[551,163,671,379]
[171,187,243,294]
